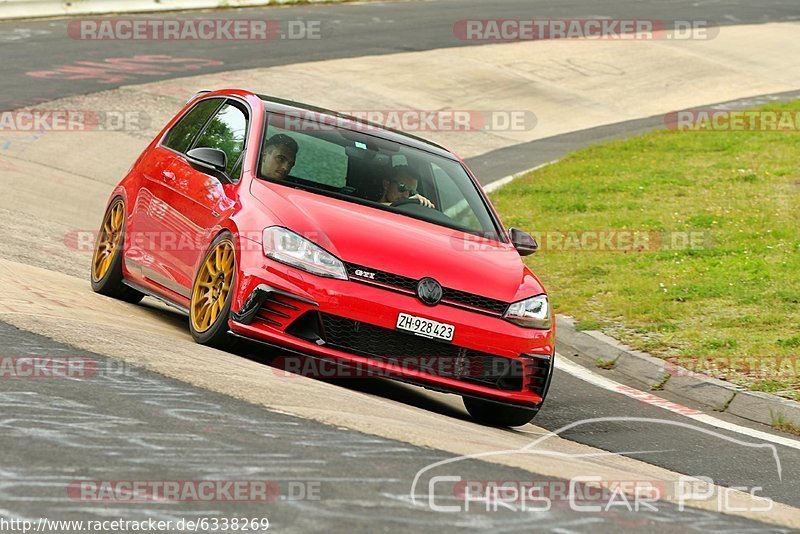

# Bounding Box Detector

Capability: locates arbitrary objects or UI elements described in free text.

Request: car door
[131,97,225,297]
[159,99,248,292]
[124,143,180,279]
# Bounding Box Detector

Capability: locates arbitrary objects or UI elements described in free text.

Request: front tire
[90,197,144,303]
[189,232,236,348]
[463,396,539,427]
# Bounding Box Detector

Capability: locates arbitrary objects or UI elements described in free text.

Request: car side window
[432,162,481,229]
[263,122,347,188]
[163,99,223,154]
[192,102,248,180]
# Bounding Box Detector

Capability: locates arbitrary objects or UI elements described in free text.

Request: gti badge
[354,269,376,279]
[416,277,443,306]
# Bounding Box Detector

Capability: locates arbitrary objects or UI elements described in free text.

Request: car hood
[249,180,544,303]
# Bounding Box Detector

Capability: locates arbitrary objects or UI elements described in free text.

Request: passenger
[261,134,298,181]
[379,165,435,208]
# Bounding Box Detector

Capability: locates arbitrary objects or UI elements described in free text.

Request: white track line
[482,161,558,194]
[555,353,800,450]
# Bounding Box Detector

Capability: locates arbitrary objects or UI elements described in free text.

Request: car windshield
[257,109,503,240]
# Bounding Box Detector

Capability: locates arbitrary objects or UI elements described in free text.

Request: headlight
[504,294,551,329]
[262,227,348,280]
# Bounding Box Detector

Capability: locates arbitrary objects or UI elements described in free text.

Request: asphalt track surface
[0,322,791,532]
[1,0,800,531]
[1,0,799,112]
[2,0,800,183]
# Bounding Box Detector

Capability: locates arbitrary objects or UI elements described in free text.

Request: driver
[379,165,435,208]
[261,134,298,181]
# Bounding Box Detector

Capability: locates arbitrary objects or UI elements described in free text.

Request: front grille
[317,313,523,390]
[344,262,509,316]
[346,262,418,293]
[440,287,508,315]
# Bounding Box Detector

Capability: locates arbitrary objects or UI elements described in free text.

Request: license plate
[396,313,455,341]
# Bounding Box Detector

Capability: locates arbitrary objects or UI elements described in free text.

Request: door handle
[162,170,176,181]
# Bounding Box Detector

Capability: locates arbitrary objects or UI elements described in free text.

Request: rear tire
[90,197,144,304]
[463,396,538,427]
[189,232,236,349]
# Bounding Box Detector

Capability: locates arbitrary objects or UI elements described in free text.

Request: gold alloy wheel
[191,239,235,333]
[91,200,125,282]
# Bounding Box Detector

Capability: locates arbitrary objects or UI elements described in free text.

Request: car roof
[257,93,458,161]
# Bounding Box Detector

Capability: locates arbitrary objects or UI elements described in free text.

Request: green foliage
[490,101,800,399]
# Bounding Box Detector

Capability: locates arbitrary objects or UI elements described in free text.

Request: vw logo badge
[416,277,443,306]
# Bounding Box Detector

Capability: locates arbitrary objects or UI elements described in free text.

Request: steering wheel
[390,198,430,209]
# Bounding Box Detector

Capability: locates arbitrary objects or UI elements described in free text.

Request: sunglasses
[391,180,417,196]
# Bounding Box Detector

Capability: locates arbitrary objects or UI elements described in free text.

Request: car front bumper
[228,247,555,409]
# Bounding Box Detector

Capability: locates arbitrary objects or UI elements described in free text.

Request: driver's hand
[410,194,435,208]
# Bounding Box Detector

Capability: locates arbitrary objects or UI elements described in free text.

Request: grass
[651,374,670,391]
[770,411,800,436]
[490,101,800,400]
[575,320,605,331]
[595,358,617,370]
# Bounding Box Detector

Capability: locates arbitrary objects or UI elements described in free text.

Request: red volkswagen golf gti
[91,89,554,426]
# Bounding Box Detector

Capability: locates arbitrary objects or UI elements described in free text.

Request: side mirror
[510,228,538,256]
[186,147,231,183]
